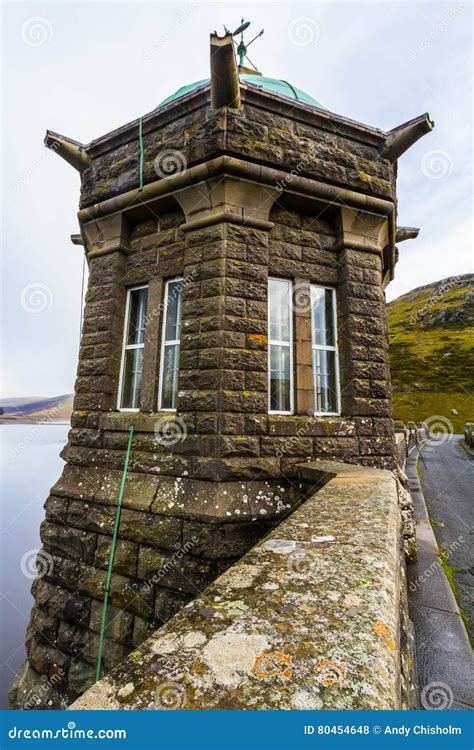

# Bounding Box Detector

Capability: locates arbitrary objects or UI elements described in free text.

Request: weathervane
[222,19,264,71]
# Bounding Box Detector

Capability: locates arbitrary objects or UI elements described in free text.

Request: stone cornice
[78,155,395,225]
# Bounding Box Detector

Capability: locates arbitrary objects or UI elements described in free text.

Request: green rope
[138,116,144,192]
[95,423,134,683]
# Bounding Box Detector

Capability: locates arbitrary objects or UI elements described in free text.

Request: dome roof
[159,74,324,109]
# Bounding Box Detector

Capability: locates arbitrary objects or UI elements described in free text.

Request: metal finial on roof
[230,19,264,71]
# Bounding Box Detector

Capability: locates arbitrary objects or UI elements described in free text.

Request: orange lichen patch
[252,651,292,679]
[374,620,396,651]
[248,333,267,344]
[316,658,347,687]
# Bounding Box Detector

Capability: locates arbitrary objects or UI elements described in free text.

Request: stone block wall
[68,205,396,480]
[10,451,309,708]
[11,86,400,708]
[79,92,395,208]
[226,98,395,200]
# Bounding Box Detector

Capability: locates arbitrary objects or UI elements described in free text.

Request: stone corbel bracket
[174,175,279,232]
[82,213,131,259]
[334,205,395,287]
[335,206,390,255]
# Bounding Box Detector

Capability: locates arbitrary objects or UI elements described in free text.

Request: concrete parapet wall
[72,461,413,710]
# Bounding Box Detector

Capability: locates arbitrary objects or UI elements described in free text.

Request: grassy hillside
[387,274,473,432]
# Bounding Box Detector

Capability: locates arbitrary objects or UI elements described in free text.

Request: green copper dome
[159,74,323,109]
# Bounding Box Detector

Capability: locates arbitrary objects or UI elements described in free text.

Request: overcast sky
[1,0,472,397]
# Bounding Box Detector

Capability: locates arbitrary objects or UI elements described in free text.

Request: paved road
[406,441,474,710]
[419,436,474,640]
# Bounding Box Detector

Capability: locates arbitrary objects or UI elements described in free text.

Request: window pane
[269,344,291,412]
[311,287,335,346]
[127,287,148,346]
[120,348,144,409]
[161,344,180,410]
[269,279,290,342]
[164,281,182,342]
[159,280,183,410]
[313,349,338,413]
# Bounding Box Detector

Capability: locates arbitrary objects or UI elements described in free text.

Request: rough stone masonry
[9,31,432,709]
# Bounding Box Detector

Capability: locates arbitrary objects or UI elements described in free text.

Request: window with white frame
[158,278,183,411]
[311,285,340,415]
[268,278,293,414]
[118,286,148,410]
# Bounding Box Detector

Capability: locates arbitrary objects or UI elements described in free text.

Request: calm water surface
[0,423,69,708]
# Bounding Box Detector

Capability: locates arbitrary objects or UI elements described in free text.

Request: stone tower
[10,30,432,708]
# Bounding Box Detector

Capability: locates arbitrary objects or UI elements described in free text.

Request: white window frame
[117,284,148,412]
[311,284,341,416]
[268,277,294,416]
[158,277,183,412]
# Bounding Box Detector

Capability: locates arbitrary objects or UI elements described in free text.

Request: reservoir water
[0,423,69,709]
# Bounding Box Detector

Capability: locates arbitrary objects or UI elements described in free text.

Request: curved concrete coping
[71,462,402,710]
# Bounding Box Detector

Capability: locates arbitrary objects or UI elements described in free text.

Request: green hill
[387,274,473,432]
